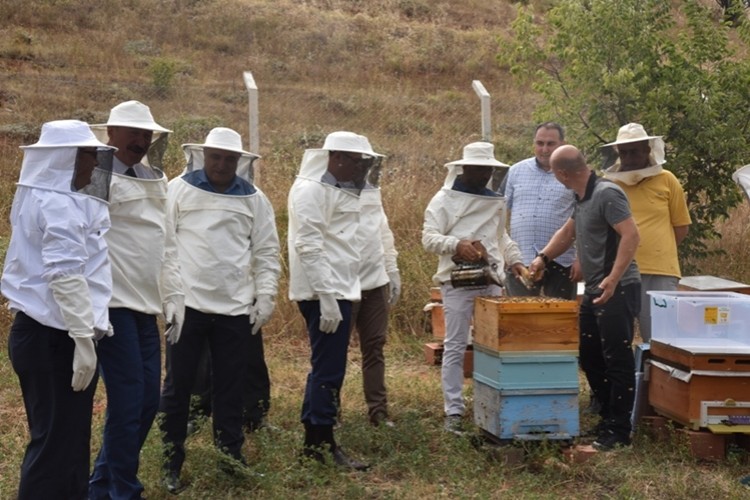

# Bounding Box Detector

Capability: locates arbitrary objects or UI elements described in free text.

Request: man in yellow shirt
[602,123,691,342]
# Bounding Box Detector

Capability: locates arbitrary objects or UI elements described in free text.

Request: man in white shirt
[89,101,184,500]
[3,120,115,499]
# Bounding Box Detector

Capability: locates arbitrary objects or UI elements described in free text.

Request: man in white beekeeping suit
[288,131,381,471]
[158,127,280,493]
[734,164,750,202]
[422,141,525,436]
[2,120,115,499]
[88,101,184,500]
[348,158,400,427]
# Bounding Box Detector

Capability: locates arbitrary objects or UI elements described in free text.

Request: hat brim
[445,158,508,168]
[322,147,384,158]
[601,135,662,148]
[182,143,260,160]
[21,140,116,150]
[91,121,172,134]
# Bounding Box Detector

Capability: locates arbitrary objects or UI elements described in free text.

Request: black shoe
[332,447,370,471]
[186,420,199,436]
[584,396,602,415]
[163,471,186,495]
[592,430,631,451]
[245,417,279,434]
[218,453,249,476]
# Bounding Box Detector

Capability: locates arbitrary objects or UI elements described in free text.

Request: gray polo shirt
[573,171,640,294]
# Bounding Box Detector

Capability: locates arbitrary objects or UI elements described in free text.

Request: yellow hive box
[472,296,579,353]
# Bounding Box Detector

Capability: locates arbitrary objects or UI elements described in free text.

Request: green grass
[3,329,750,498]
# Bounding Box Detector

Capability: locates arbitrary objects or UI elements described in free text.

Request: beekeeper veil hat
[91,100,172,170]
[182,127,260,183]
[443,141,508,188]
[20,119,116,201]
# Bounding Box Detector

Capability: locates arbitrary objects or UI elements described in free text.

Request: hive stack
[647,291,750,431]
[472,296,580,441]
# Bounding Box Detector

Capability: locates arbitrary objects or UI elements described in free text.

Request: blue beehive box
[474,380,579,440]
[473,346,579,391]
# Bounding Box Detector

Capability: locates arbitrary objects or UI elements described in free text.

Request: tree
[499,0,750,271]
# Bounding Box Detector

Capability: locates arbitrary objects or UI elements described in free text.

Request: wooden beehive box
[651,340,750,372]
[648,359,750,430]
[648,340,750,429]
[473,296,579,352]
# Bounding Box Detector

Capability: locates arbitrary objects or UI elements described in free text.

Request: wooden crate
[648,359,750,430]
[426,287,446,340]
[473,297,579,352]
[423,342,473,378]
[431,303,445,340]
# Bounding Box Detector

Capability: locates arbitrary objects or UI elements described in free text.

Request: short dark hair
[535,122,565,141]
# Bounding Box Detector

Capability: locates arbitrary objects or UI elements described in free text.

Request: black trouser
[9,312,98,500]
[186,331,271,428]
[579,282,640,438]
[159,308,251,473]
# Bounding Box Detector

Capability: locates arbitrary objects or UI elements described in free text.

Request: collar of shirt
[182,169,255,195]
[451,178,498,197]
[113,156,141,176]
[320,171,339,187]
[112,157,161,179]
[577,170,599,202]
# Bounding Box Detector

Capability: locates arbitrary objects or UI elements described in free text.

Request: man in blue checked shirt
[499,122,581,299]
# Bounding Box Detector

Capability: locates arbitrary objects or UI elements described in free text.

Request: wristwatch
[536,252,550,265]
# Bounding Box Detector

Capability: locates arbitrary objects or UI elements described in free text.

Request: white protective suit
[733,164,750,203]
[422,166,522,285]
[105,166,182,315]
[2,131,113,335]
[288,149,362,302]
[167,166,281,316]
[357,185,398,292]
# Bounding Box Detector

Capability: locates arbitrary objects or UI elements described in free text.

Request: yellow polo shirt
[615,170,691,278]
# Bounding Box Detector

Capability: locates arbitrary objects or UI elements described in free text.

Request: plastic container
[648,291,750,350]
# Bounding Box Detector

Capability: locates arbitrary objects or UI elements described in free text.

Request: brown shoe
[370,411,395,428]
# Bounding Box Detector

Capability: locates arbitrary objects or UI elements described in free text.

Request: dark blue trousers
[299,299,353,426]
[89,308,161,500]
[9,312,98,500]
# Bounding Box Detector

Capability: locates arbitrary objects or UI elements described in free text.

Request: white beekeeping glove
[250,294,275,335]
[94,322,114,341]
[49,274,97,391]
[163,294,185,344]
[72,337,97,391]
[318,293,342,334]
[388,270,401,306]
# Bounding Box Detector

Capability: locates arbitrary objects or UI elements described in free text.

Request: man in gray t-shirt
[529,145,641,452]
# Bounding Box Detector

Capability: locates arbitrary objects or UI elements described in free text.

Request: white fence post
[243,71,260,183]
[472,80,491,142]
